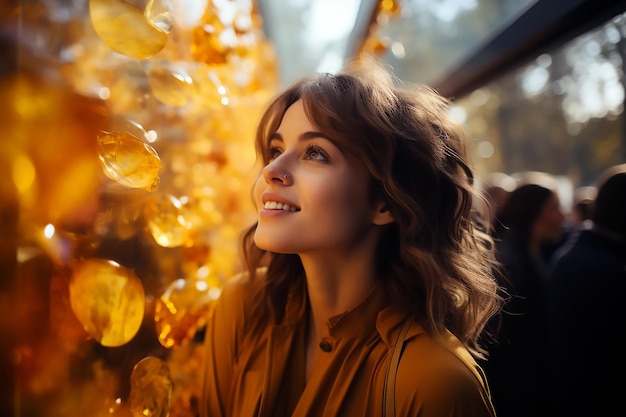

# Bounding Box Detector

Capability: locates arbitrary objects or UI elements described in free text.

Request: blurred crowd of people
[476,164,626,417]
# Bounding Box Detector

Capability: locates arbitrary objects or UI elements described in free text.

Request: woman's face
[533,192,564,243]
[253,100,387,255]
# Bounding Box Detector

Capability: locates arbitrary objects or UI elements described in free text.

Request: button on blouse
[318,340,333,352]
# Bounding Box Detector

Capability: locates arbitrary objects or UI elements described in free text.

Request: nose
[262,160,292,185]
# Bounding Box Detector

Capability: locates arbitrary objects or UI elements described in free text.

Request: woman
[483,181,564,417]
[200,60,501,417]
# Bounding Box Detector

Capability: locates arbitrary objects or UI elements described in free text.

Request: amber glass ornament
[98,129,162,191]
[69,259,146,347]
[190,1,229,65]
[154,278,216,348]
[128,356,172,417]
[147,61,194,107]
[89,0,173,60]
[144,193,192,248]
[190,0,266,67]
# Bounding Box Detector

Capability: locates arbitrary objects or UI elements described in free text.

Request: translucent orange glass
[98,130,162,191]
[89,0,172,60]
[144,194,191,248]
[69,259,145,347]
[129,356,172,417]
[154,278,215,348]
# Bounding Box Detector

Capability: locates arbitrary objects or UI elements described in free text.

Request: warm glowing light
[43,223,55,238]
[145,130,158,143]
[12,153,36,193]
[195,280,208,291]
[196,265,210,279]
[98,86,110,99]
[208,287,222,300]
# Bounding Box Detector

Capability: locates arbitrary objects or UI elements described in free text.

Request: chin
[254,233,290,254]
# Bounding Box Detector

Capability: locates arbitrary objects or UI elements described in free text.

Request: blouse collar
[282,276,424,346]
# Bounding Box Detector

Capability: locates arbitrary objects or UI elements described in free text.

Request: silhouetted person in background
[546,185,598,262]
[482,182,564,417]
[548,163,626,417]
[570,186,597,229]
[477,172,516,229]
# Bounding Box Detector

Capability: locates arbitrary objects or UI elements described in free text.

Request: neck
[304,257,377,337]
[300,252,379,383]
[298,226,384,383]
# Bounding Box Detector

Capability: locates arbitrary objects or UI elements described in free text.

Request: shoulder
[396,326,495,416]
[552,230,624,275]
[212,267,266,328]
[219,267,265,301]
[399,327,487,388]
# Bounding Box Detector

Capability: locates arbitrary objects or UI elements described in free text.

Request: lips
[261,193,301,212]
[263,200,299,212]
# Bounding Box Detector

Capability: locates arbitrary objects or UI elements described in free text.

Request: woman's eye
[268,146,282,161]
[305,146,328,161]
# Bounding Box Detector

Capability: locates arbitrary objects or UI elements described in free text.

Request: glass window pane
[377,0,533,84]
[454,11,625,188]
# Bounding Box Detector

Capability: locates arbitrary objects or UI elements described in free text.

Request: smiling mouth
[263,201,300,212]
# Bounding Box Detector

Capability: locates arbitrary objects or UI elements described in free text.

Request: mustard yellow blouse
[200,271,495,417]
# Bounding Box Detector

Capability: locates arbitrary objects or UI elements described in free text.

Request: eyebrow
[268,131,333,143]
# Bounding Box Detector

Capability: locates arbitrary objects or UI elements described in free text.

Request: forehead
[261,98,365,169]
[275,100,314,135]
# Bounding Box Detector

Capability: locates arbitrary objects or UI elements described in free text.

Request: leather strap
[383,319,412,417]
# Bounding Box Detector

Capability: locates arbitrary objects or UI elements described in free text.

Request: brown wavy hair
[241,59,501,359]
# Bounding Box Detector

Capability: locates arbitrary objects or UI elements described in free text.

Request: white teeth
[263,201,298,211]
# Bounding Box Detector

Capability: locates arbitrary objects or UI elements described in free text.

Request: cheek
[547,207,563,226]
[252,176,264,209]
[552,212,564,232]
[540,210,563,239]
[329,184,373,224]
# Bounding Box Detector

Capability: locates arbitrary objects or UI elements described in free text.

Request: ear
[372,202,395,226]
